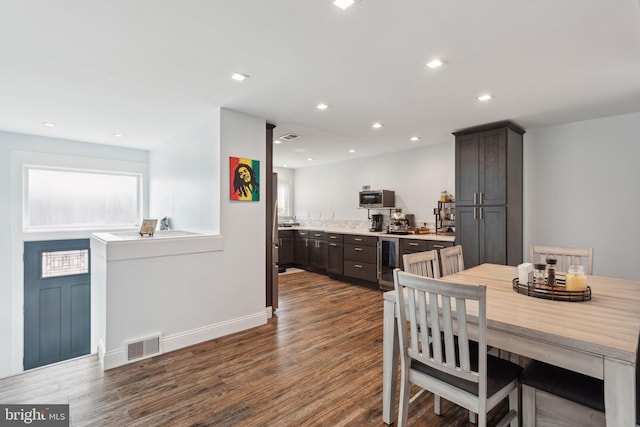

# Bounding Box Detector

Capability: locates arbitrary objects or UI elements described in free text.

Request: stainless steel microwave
[359,190,395,208]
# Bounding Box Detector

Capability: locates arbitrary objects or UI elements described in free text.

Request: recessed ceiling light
[282,164,288,168]
[372,122,383,129]
[42,122,56,127]
[316,103,329,110]
[231,72,249,81]
[113,133,124,138]
[307,157,314,161]
[333,0,355,10]
[426,59,444,69]
[478,94,492,101]
[348,149,356,153]
[410,136,420,142]
[274,139,282,144]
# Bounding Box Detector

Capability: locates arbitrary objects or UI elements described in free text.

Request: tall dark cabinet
[454,121,524,268]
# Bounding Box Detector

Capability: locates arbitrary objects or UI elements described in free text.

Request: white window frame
[23,165,144,232]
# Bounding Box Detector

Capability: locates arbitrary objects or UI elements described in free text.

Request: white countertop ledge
[91,230,224,261]
[278,227,455,242]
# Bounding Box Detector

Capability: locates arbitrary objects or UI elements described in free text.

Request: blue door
[23,239,91,370]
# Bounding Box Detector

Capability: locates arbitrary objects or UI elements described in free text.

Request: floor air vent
[126,334,161,361]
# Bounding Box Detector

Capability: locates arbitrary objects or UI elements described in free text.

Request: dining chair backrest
[440,245,465,276]
[402,250,441,278]
[529,245,593,274]
[393,269,520,427]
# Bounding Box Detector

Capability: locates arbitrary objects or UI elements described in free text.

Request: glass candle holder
[533,263,546,287]
[566,265,587,291]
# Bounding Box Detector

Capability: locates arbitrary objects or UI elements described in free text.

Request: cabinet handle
[479,192,484,204]
[314,233,322,237]
[279,238,282,246]
[474,207,478,219]
[409,243,419,246]
[474,193,477,205]
[354,264,363,268]
[354,247,363,251]
[306,240,309,247]
[354,238,363,241]
[330,236,337,239]
[480,207,484,220]
[433,244,444,249]
[330,243,337,247]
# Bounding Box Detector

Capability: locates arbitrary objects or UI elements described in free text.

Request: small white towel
[518,263,534,285]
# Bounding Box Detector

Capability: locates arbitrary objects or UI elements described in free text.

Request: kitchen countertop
[278,226,455,242]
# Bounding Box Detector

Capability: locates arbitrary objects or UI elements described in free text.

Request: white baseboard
[102,311,267,370]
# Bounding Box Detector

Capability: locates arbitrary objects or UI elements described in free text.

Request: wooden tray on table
[512,277,591,302]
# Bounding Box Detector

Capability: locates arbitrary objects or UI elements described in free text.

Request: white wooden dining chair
[529,245,593,274]
[440,245,465,276]
[393,269,520,427]
[402,250,441,279]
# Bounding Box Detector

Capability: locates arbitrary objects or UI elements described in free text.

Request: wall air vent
[125,333,162,362]
[279,133,301,141]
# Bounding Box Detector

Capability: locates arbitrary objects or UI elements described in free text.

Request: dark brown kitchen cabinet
[399,238,454,271]
[308,231,328,271]
[327,233,344,275]
[294,230,310,267]
[343,234,378,282]
[454,121,524,268]
[278,230,295,266]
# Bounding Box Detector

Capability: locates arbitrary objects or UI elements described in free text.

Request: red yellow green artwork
[230,157,260,201]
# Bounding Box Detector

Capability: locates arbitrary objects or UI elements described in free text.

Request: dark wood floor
[0,271,507,426]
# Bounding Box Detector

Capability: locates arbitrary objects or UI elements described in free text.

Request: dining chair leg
[397,366,411,427]
[434,395,441,415]
[469,411,477,423]
[521,384,536,427]
[509,386,519,427]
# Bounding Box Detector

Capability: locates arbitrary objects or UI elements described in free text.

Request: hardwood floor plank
[0,271,508,426]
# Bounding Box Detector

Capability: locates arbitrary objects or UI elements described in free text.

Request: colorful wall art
[230,157,260,201]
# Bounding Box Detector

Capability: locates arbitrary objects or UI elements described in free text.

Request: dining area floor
[0,270,510,426]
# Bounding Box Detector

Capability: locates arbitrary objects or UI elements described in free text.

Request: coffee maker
[370,214,383,232]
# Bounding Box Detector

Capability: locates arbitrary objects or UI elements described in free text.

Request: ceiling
[2,1,640,169]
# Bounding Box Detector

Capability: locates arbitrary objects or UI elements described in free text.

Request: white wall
[292,112,640,281]
[523,112,640,280]
[0,131,148,377]
[150,117,220,232]
[142,107,267,351]
[293,142,455,225]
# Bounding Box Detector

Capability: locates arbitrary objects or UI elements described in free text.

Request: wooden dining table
[382,263,640,426]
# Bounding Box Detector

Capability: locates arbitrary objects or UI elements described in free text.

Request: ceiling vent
[279,133,301,141]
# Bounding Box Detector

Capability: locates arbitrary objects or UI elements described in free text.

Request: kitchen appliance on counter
[370,214,384,232]
[388,212,410,235]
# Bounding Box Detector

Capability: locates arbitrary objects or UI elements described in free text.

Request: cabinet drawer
[344,234,377,246]
[429,241,454,250]
[344,243,377,263]
[326,233,343,242]
[343,260,377,282]
[401,239,429,252]
[279,230,294,238]
[309,231,326,240]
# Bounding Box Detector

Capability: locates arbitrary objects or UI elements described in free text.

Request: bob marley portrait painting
[230,157,260,201]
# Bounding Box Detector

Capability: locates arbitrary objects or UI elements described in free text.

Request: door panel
[479,129,507,205]
[455,133,479,206]
[24,239,91,370]
[480,206,507,265]
[455,206,480,268]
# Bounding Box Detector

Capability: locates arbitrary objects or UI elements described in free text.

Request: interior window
[277,178,291,217]
[24,167,142,230]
